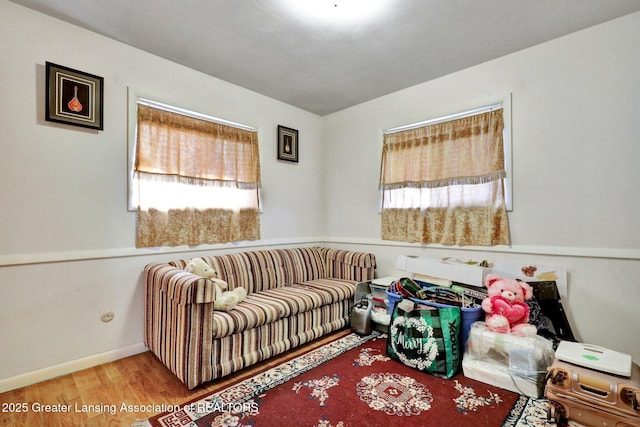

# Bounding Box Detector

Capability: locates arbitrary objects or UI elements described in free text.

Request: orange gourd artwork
[67,85,83,112]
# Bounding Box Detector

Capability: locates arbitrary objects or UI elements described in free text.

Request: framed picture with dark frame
[277,125,298,163]
[45,62,104,130]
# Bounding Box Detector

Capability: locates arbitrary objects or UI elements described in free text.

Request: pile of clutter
[388,276,483,309]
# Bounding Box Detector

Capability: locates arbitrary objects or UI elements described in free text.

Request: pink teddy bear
[481,274,537,336]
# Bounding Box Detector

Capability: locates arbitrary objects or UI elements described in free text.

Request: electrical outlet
[100,311,115,323]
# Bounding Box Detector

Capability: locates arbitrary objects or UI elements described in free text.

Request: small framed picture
[45,62,104,130]
[277,125,298,163]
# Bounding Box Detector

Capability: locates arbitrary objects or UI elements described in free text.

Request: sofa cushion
[202,250,284,294]
[272,247,325,284]
[292,278,357,305]
[211,279,356,339]
[165,247,331,296]
[189,248,329,294]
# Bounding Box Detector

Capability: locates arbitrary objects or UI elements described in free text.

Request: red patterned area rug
[136,332,553,427]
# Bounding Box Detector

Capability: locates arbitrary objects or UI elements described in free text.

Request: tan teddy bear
[185,258,246,311]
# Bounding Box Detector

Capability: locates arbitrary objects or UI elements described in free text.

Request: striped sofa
[144,246,376,389]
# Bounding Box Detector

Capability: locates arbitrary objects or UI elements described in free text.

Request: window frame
[381,93,513,211]
[126,87,260,212]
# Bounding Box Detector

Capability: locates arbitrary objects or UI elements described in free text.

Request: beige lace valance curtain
[380,109,510,246]
[135,104,261,247]
[135,104,260,189]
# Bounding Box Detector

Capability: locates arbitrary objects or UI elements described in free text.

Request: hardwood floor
[0,329,351,427]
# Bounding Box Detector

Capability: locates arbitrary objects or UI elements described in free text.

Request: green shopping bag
[387,298,461,378]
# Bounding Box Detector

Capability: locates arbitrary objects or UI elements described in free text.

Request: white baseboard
[0,342,148,394]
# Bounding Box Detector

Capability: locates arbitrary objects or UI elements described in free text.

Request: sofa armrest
[144,263,219,304]
[321,248,376,282]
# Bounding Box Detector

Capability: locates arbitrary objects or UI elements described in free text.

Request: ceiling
[11,0,640,116]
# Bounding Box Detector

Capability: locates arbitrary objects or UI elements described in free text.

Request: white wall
[0,1,325,391]
[323,12,640,360]
[1,1,639,392]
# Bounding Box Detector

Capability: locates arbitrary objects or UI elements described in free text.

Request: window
[128,92,261,248]
[379,98,511,246]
